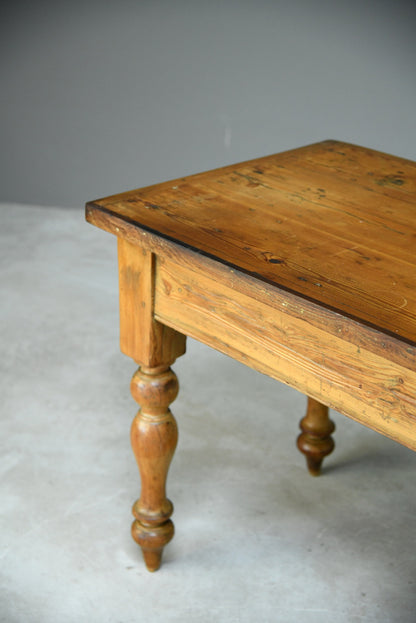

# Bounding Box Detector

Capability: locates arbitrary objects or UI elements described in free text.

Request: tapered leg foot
[297,397,335,476]
[130,365,179,570]
[131,518,174,572]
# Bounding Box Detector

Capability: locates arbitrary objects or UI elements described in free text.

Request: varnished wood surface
[154,250,416,450]
[118,238,186,571]
[117,238,186,366]
[87,140,416,570]
[87,140,416,345]
[297,397,335,476]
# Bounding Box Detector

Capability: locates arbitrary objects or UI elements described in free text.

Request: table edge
[86,201,416,348]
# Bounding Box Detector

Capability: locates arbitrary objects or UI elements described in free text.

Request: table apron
[154,253,416,451]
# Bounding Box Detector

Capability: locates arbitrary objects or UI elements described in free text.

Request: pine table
[86,140,416,571]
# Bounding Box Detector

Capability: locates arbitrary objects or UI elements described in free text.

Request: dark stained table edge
[86,201,416,349]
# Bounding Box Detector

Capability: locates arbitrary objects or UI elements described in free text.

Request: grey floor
[1,203,416,623]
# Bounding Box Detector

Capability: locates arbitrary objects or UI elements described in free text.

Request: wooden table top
[86,140,416,346]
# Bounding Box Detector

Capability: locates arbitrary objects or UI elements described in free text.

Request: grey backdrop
[1,0,415,208]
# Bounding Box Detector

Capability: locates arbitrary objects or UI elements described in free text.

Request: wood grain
[86,139,416,570]
[117,238,186,366]
[154,251,416,450]
[130,365,179,572]
[117,237,186,571]
[88,140,416,345]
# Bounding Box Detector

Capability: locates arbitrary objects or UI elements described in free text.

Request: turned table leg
[297,397,335,476]
[117,238,186,570]
[130,365,179,571]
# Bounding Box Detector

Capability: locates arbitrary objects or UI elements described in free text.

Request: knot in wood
[131,367,179,415]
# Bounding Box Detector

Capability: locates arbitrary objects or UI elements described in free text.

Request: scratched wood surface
[87,140,416,345]
[153,249,416,450]
[86,141,416,572]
